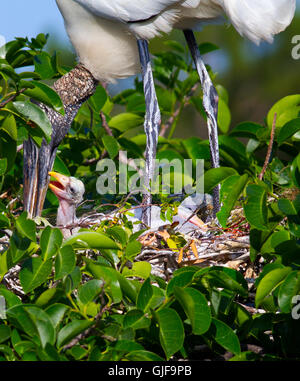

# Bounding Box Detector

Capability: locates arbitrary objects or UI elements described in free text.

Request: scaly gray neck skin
[57,199,77,238]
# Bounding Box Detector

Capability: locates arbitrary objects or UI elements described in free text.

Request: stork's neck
[57,199,78,237]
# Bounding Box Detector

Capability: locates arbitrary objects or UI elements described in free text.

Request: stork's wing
[73,0,199,23]
[221,0,296,44]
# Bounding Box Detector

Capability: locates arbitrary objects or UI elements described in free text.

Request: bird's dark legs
[23,65,97,219]
[23,138,39,218]
[23,139,56,218]
[34,143,58,217]
[183,29,220,216]
[137,39,161,227]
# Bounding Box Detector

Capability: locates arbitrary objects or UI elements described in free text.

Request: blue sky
[1,1,70,47]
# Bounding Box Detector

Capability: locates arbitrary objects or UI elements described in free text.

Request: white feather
[73,0,183,22]
[56,0,296,81]
[218,0,296,44]
[56,0,140,82]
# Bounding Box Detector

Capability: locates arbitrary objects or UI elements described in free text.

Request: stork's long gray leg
[183,29,220,216]
[137,39,161,227]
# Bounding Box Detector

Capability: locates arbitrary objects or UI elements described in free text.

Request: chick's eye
[69,187,75,194]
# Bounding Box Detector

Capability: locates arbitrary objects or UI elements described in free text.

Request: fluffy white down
[218,0,296,44]
[56,0,296,81]
[56,0,141,82]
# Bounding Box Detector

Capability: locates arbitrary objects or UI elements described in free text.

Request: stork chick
[48,171,85,237]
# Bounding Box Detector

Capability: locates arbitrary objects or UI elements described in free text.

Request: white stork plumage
[54,0,295,226]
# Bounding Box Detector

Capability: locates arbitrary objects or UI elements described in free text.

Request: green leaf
[123,309,151,330]
[124,240,142,260]
[0,344,15,360]
[174,287,211,335]
[0,158,7,176]
[244,184,268,230]
[40,226,63,261]
[102,135,119,159]
[106,226,128,246]
[155,308,185,359]
[24,81,64,114]
[125,350,164,361]
[63,266,81,294]
[183,137,210,161]
[164,40,185,53]
[0,130,16,172]
[78,279,103,305]
[35,287,62,307]
[204,167,237,193]
[25,306,56,348]
[53,154,70,176]
[54,245,76,281]
[166,271,194,296]
[278,271,300,313]
[85,260,122,303]
[0,325,11,344]
[0,288,21,309]
[62,231,119,250]
[57,320,93,348]
[255,267,292,308]
[1,114,18,141]
[19,257,52,293]
[34,52,56,79]
[136,278,153,312]
[13,101,52,142]
[217,98,231,134]
[277,118,300,145]
[108,113,144,132]
[203,269,248,298]
[156,87,176,113]
[122,262,151,279]
[210,318,241,355]
[15,212,36,242]
[217,174,248,227]
[267,95,300,128]
[230,122,265,139]
[88,84,107,111]
[6,305,36,338]
[230,351,260,361]
[199,42,219,55]
[45,303,69,330]
[260,229,290,254]
[115,273,138,303]
[278,198,298,215]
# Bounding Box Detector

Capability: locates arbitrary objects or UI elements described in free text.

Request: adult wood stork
[24,0,296,227]
[55,0,295,225]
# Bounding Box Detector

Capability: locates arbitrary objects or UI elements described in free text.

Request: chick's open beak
[48,171,70,200]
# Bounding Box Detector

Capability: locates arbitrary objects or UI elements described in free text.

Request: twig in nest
[63,285,110,350]
[258,113,277,181]
[159,83,199,138]
[0,89,26,108]
[100,111,113,137]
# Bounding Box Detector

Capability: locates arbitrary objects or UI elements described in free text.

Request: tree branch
[258,113,277,181]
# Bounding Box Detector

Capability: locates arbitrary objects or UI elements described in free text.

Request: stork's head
[48,171,85,206]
